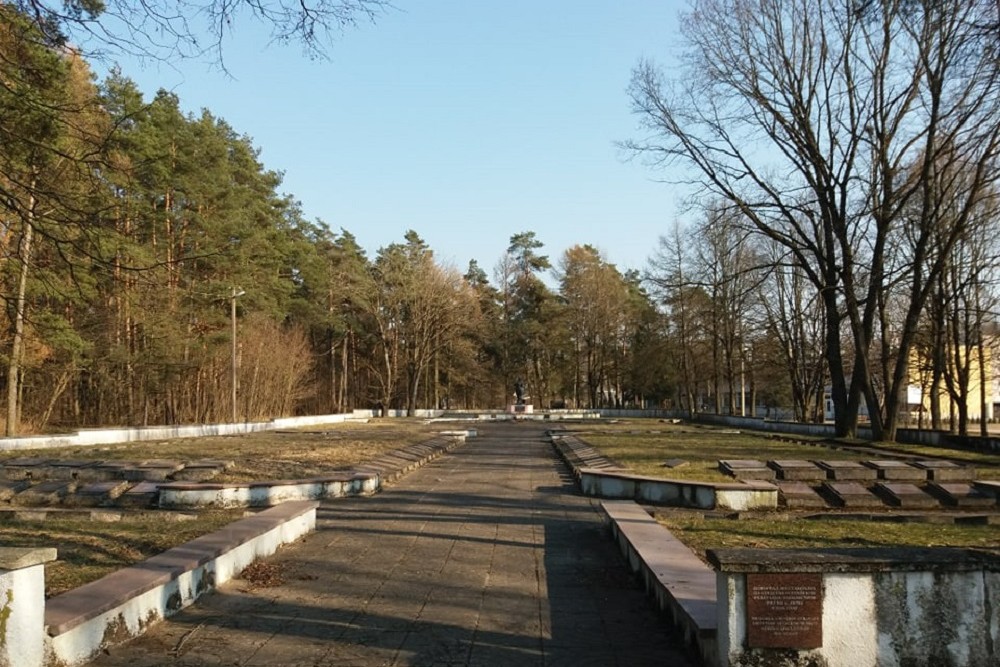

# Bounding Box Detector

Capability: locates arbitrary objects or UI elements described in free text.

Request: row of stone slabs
[0,458,232,509]
[720,459,995,509]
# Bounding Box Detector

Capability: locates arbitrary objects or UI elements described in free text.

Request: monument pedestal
[506,404,534,415]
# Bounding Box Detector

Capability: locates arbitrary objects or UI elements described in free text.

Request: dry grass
[0,419,442,482]
[0,511,244,597]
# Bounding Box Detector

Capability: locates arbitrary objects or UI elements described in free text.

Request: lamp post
[231,287,245,423]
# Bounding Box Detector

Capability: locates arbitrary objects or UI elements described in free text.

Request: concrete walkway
[90,422,699,666]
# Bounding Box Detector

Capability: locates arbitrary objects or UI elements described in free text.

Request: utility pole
[231,287,245,422]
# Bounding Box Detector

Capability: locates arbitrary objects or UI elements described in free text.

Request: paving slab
[88,423,699,667]
[862,460,926,481]
[768,460,826,481]
[874,483,941,509]
[817,460,878,481]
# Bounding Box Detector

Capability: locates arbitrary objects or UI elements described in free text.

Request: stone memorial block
[13,480,76,505]
[91,461,131,480]
[747,573,823,649]
[173,462,226,482]
[720,460,775,481]
[67,481,131,507]
[45,460,102,480]
[816,460,877,481]
[768,460,826,481]
[1,458,50,480]
[0,480,29,501]
[862,460,926,481]
[823,481,885,508]
[123,462,181,481]
[912,460,976,482]
[776,481,827,509]
[874,483,940,509]
[117,481,160,508]
[928,483,996,508]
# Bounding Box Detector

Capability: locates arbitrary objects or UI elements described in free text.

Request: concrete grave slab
[121,461,184,482]
[1,458,51,480]
[0,479,29,501]
[823,481,885,508]
[117,481,160,508]
[66,481,132,507]
[975,481,1000,502]
[172,462,225,482]
[927,483,997,508]
[862,460,926,481]
[776,481,828,509]
[720,460,775,481]
[816,460,878,481]
[768,460,826,481]
[874,483,940,509]
[912,460,977,481]
[13,480,77,505]
[89,462,132,481]
[39,460,103,481]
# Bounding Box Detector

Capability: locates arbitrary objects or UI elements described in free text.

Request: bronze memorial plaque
[746,573,823,649]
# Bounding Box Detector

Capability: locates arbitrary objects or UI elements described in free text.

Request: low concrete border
[44,501,318,667]
[551,433,778,511]
[0,411,376,452]
[156,434,469,509]
[600,500,719,667]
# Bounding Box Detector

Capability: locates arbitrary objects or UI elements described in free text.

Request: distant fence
[595,409,1000,453]
[0,410,376,452]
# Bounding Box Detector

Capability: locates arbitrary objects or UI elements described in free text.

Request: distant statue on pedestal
[514,379,525,406]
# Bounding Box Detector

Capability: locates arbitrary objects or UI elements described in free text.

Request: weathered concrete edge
[599,500,719,667]
[44,500,318,667]
[157,433,471,509]
[550,434,778,511]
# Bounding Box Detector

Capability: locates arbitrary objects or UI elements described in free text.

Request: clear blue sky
[114,1,684,277]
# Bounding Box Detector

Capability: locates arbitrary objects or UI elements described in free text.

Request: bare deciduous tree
[627,0,1000,440]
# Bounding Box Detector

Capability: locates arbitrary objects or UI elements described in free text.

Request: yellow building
[905,342,997,424]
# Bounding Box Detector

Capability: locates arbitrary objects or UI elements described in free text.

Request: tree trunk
[6,208,34,436]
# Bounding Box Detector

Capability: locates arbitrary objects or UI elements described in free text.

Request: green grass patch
[657,513,999,555]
